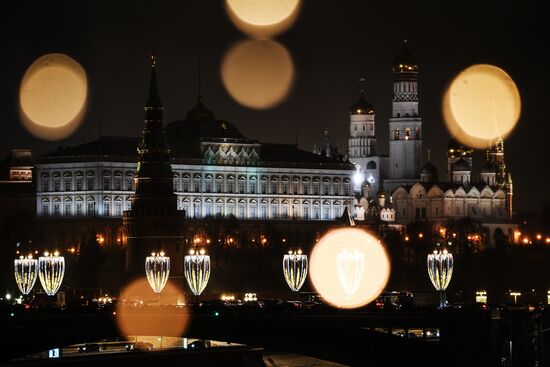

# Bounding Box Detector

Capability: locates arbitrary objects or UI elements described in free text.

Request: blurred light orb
[443,64,521,149]
[309,228,390,309]
[116,278,188,337]
[221,39,294,110]
[226,0,301,39]
[19,53,88,140]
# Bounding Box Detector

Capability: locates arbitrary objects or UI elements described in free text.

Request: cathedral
[334,41,515,244]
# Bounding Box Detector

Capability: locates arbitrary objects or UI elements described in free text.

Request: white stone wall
[391,184,508,223]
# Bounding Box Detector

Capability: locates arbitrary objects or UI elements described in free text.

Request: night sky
[1,1,547,212]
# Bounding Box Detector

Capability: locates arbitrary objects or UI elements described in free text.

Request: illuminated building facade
[34,89,355,228]
[344,41,515,243]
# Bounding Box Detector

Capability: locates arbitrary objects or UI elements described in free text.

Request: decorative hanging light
[14,255,38,295]
[427,248,454,308]
[184,248,211,296]
[336,249,365,296]
[38,251,65,296]
[145,252,170,293]
[282,249,308,292]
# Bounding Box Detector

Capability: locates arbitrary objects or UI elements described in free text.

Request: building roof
[350,90,374,114]
[392,40,418,73]
[0,149,34,179]
[420,161,438,175]
[43,136,139,160]
[481,160,497,174]
[452,158,470,171]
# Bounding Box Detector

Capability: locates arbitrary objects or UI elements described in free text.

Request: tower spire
[146,52,162,108]
[197,46,202,102]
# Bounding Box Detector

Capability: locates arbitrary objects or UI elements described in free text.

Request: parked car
[126,342,154,351]
[188,340,209,349]
[78,343,100,353]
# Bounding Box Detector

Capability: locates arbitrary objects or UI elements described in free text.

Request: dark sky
[1,1,547,212]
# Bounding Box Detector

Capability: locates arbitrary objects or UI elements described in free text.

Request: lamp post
[184,248,211,296]
[38,251,65,296]
[427,248,453,308]
[145,252,170,293]
[282,249,308,292]
[14,255,38,295]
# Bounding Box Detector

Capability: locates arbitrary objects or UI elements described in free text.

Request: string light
[336,249,365,296]
[184,248,211,296]
[282,249,308,292]
[145,251,170,293]
[14,255,38,295]
[427,248,453,308]
[38,251,65,296]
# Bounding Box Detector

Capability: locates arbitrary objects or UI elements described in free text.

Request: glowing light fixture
[509,291,521,304]
[14,255,38,295]
[309,228,390,309]
[282,249,308,292]
[184,249,211,296]
[427,248,453,308]
[353,169,364,186]
[244,293,257,302]
[476,290,487,304]
[38,251,65,296]
[336,249,365,296]
[145,252,170,293]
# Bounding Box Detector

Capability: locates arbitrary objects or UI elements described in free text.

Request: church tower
[348,87,377,158]
[123,55,185,278]
[388,41,422,179]
[347,83,383,195]
[486,137,513,218]
[486,137,506,187]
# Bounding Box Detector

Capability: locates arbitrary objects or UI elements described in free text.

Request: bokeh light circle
[226,0,301,39]
[309,228,391,309]
[19,53,88,140]
[116,278,188,338]
[221,39,294,110]
[443,64,521,149]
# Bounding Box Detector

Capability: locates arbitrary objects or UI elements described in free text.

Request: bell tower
[388,40,422,179]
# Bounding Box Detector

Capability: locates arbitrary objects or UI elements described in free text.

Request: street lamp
[38,251,65,296]
[427,248,453,308]
[282,249,308,292]
[14,255,38,295]
[184,249,211,296]
[145,252,170,293]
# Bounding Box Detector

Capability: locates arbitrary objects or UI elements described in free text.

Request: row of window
[393,127,421,140]
[41,200,129,217]
[173,178,351,196]
[39,171,352,196]
[180,202,347,220]
[40,195,348,220]
[41,177,135,192]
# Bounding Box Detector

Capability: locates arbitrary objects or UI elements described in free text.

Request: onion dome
[350,90,374,115]
[392,40,418,73]
[480,160,497,174]
[452,158,470,171]
[186,96,215,122]
[421,161,438,175]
